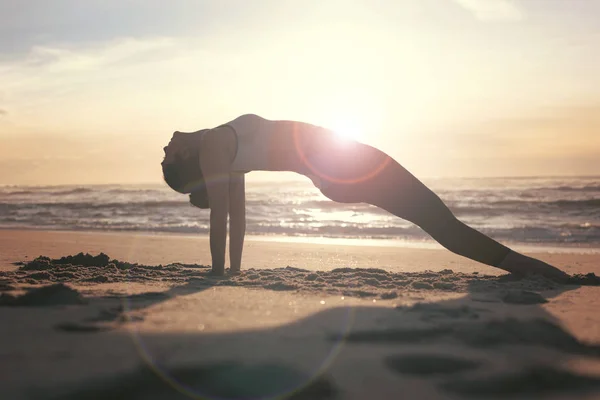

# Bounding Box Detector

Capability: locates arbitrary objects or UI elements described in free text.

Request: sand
[1,229,600,400]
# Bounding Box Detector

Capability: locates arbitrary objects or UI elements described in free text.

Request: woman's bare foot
[497,250,570,282]
[208,266,225,277]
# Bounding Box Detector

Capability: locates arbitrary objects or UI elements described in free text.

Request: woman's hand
[228,173,246,272]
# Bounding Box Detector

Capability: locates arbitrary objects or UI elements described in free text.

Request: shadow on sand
[1,253,600,399]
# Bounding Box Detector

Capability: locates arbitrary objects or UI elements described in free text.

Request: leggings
[308,140,511,267]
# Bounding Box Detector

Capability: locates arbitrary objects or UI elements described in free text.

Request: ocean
[0,176,599,247]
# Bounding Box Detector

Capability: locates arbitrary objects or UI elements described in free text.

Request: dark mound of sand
[6,253,494,297]
[22,253,112,271]
[0,283,86,307]
[0,283,15,291]
[566,272,600,286]
[55,252,111,267]
[8,254,212,286]
[5,253,598,301]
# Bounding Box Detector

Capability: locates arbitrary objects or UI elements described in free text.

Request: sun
[330,117,366,142]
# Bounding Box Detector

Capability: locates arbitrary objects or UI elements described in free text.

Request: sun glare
[331,118,365,142]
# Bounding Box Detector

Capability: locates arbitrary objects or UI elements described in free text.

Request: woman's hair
[189,188,209,208]
[162,146,209,209]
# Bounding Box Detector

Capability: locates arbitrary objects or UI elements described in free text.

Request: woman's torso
[212,114,394,202]
[218,114,331,175]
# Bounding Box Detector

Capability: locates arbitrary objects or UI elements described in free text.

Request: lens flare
[292,124,392,187]
[331,120,363,142]
[122,294,357,399]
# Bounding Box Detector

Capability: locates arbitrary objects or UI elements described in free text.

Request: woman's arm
[199,127,236,275]
[228,173,246,272]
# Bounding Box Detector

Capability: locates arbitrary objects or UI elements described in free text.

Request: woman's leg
[366,159,513,268]
[318,144,568,280]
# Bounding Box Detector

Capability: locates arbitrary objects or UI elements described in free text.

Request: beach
[1,229,600,399]
[3,0,600,398]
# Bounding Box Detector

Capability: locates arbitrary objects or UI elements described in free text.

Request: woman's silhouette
[162,114,568,280]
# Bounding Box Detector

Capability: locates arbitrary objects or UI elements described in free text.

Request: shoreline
[1,227,599,254]
[1,229,599,277]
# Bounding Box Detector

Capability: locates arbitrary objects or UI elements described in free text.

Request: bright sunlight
[330,117,367,142]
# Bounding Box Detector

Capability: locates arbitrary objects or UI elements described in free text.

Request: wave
[1,219,598,244]
[553,185,600,192]
[552,199,600,207]
[449,198,600,209]
[105,188,165,195]
[0,200,189,210]
[2,179,600,245]
[277,196,600,212]
[1,187,94,196]
[4,198,599,216]
[558,222,600,230]
[2,197,599,219]
[0,199,377,212]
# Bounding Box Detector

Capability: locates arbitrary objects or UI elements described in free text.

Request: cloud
[0,37,188,112]
[452,0,524,21]
[18,37,179,72]
[0,108,6,116]
[0,0,304,55]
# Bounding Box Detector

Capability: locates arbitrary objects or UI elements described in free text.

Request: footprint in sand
[385,354,481,376]
[397,302,487,321]
[440,366,600,398]
[500,290,548,305]
[48,362,337,400]
[54,322,111,333]
[337,318,600,357]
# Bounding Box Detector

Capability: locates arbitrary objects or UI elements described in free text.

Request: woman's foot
[497,251,570,282]
[208,266,225,277]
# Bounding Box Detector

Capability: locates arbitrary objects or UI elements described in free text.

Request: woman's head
[162,131,210,208]
[162,157,202,193]
[189,188,209,208]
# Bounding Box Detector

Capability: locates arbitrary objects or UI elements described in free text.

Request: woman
[162,114,568,280]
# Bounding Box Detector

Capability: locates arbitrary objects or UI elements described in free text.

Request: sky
[1,0,599,184]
